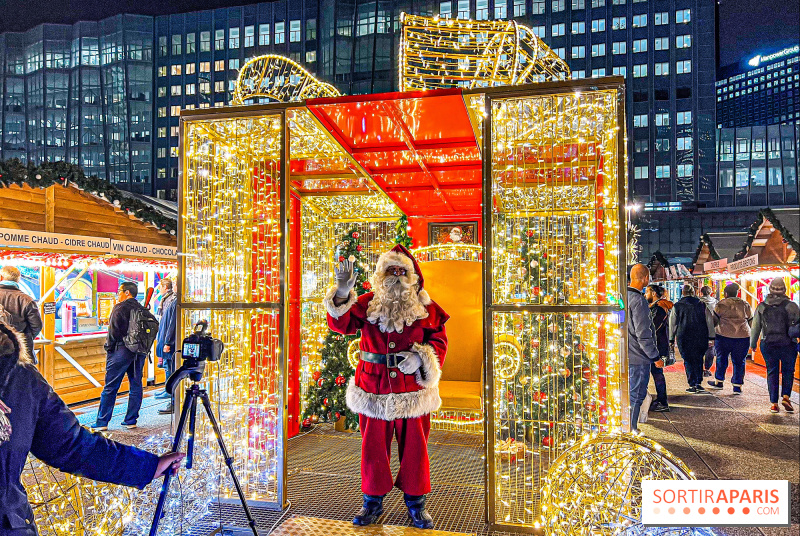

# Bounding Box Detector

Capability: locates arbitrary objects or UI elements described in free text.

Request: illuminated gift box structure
[177,77,628,530]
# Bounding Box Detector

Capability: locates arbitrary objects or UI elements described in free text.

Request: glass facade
[716,46,799,128]
[0,16,153,193]
[716,123,799,207]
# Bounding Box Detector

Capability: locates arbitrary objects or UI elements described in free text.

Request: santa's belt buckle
[386,353,401,368]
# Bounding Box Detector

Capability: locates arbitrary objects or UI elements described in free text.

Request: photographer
[0,322,184,535]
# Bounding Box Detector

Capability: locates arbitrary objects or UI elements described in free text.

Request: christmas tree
[495,217,597,449]
[394,214,413,248]
[301,228,372,431]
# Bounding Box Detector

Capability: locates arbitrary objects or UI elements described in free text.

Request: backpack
[0,304,12,327]
[123,305,160,354]
[760,301,791,346]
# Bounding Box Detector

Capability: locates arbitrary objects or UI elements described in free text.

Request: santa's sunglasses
[384,266,408,277]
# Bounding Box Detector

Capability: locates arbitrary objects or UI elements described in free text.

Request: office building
[716,45,799,128]
[0,16,154,193]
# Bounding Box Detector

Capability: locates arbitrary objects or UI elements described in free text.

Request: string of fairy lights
[231,54,340,105]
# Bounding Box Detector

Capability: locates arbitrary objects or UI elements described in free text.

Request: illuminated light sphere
[346,337,361,369]
[540,433,694,536]
[493,334,522,380]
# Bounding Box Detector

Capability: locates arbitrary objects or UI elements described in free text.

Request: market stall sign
[42,302,56,315]
[0,228,176,260]
[703,258,728,272]
[728,254,759,274]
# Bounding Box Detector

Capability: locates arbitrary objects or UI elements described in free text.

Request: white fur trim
[418,288,431,306]
[412,342,441,389]
[375,251,415,277]
[323,286,357,319]
[345,377,441,420]
[0,321,31,365]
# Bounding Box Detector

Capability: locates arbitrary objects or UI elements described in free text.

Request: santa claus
[324,244,449,529]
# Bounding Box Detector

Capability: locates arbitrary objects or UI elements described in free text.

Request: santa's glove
[397,351,422,374]
[334,258,357,298]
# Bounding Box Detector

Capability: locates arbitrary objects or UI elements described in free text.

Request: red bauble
[542,436,553,447]
[545,365,553,373]
[335,412,341,420]
[548,421,555,428]
[317,378,325,387]
[532,391,548,402]
[582,367,592,378]
[532,340,540,348]
[323,397,330,406]
[362,281,371,290]
[356,245,363,251]
[506,390,515,401]
[526,229,535,237]
[338,256,345,262]
[352,232,359,238]
[532,287,541,296]
[312,371,321,381]
[302,418,311,428]
[559,368,571,378]
[585,403,596,411]
[335,375,346,386]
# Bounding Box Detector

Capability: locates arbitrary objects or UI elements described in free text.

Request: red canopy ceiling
[307,89,482,217]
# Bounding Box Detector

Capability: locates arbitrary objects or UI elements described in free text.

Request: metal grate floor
[187,424,499,535]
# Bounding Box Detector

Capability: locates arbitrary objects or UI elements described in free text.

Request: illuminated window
[170,126,179,137]
[634,166,648,179]
[259,24,270,46]
[633,114,648,127]
[654,37,668,51]
[572,21,586,34]
[229,27,240,49]
[612,66,626,76]
[440,1,452,18]
[185,63,196,74]
[477,0,489,19]
[275,22,285,44]
[633,39,647,53]
[244,26,255,47]
[172,35,181,55]
[289,20,301,42]
[676,35,691,48]
[633,64,647,78]
[591,68,606,77]
[654,12,668,25]
[200,31,210,52]
[655,62,669,76]
[214,60,225,71]
[158,107,167,118]
[495,1,507,18]
[572,0,585,8]
[170,85,181,96]
[675,9,691,23]
[612,41,626,55]
[591,43,605,56]
[229,58,239,70]
[215,29,225,51]
[632,14,647,28]
[514,0,526,16]
[677,136,692,151]
[612,17,626,30]
[158,66,167,77]
[552,23,566,36]
[186,83,196,95]
[458,0,471,18]
[656,165,670,178]
[677,111,692,125]
[306,50,317,63]
[572,46,586,58]
[655,112,669,126]
[552,0,565,12]
[187,33,196,53]
[677,60,691,74]
[592,19,605,32]
[170,105,181,116]
[171,64,182,76]
[200,61,210,73]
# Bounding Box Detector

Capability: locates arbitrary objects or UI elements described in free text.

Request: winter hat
[374,244,431,305]
[769,278,787,295]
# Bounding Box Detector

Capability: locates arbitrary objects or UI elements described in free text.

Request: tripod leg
[149,386,196,536]
[186,394,198,469]
[199,391,260,536]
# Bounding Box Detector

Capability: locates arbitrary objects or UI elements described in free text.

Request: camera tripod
[149,380,259,536]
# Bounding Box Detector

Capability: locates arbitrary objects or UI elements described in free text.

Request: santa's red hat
[374,244,431,305]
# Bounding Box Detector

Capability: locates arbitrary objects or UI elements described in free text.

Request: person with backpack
[750,278,800,414]
[91,282,159,431]
[155,278,177,415]
[645,284,672,412]
[699,286,718,377]
[669,284,715,394]
[707,283,752,394]
[0,266,42,361]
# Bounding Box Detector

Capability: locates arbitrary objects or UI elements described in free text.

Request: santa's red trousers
[359,413,431,496]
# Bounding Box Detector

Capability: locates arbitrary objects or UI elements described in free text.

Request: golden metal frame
[232,54,341,105]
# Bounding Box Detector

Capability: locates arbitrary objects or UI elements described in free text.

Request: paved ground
[72,360,799,536]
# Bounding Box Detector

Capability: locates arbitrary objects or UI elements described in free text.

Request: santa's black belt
[360,351,406,368]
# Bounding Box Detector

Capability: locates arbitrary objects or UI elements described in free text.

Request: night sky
[0,0,798,67]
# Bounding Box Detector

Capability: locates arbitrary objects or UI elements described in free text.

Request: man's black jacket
[0,323,158,535]
[104,297,145,353]
[0,285,42,354]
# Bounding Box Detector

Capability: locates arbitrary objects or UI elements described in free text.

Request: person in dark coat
[0,267,42,361]
[155,278,177,415]
[669,284,715,394]
[645,284,672,412]
[0,321,184,536]
[91,282,148,431]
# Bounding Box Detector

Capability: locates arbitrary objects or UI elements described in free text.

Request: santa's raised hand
[334,258,357,298]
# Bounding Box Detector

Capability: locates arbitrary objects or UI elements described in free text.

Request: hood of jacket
[765,293,790,306]
[0,322,31,393]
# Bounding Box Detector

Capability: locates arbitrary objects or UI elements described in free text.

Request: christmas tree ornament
[312,370,321,381]
[352,231,359,238]
[302,417,311,428]
[530,259,539,268]
[348,255,356,262]
[335,375,346,386]
[559,368,571,378]
[311,415,319,424]
[317,378,325,387]
[560,346,571,357]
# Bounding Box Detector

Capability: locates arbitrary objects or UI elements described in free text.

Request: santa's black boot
[404,494,434,529]
[353,494,384,526]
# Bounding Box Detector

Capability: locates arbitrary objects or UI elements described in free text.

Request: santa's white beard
[366,272,429,333]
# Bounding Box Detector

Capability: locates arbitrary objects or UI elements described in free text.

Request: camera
[165,320,224,395]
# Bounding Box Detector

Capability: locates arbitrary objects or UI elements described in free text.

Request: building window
[654,12,668,25]
[532,25,546,38]
[675,9,691,23]
[307,19,317,40]
[592,19,605,32]
[275,22,285,44]
[655,62,669,76]
[200,31,211,52]
[656,138,670,152]
[591,43,605,56]
[572,22,586,34]
[214,60,225,71]
[172,35,183,55]
[170,85,181,96]
[634,140,648,153]
[532,0,545,15]
[158,66,167,77]
[612,66,626,76]
[633,64,647,78]
[187,33,196,54]
[170,105,181,116]
[158,169,166,179]
[242,25,254,48]
[476,0,489,19]
[495,1,507,18]
[214,29,225,50]
[572,70,586,79]
[676,60,691,74]
[440,1,452,18]
[612,41,626,54]
[677,164,693,178]
[591,0,606,7]
[654,37,669,51]
[200,81,210,94]
[157,147,166,159]
[591,68,606,77]
[719,168,733,188]
[655,112,669,126]
[229,27,240,49]
[185,63,196,74]
[572,46,586,58]
[171,64,182,76]
[214,80,225,93]
[458,0,471,18]
[306,50,317,63]
[289,20,301,42]
[676,35,691,48]
[159,36,168,57]
[612,0,626,4]
[200,61,210,72]
[552,0,565,12]
[158,86,167,97]
[634,166,648,179]
[632,39,647,53]
[229,58,239,70]
[158,106,167,118]
[170,126,179,137]
[158,127,167,138]
[259,24,270,46]
[554,47,566,59]
[633,114,648,127]
[612,17,626,30]
[186,83,196,95]
[552,23,566,36]
[513,0,526,17]
[677,136,692,151]
[768,167,783,186]
[656,165,670,179]
[572,0,585,9]
[170,146,179,158]
[677,111,692,125]
[632,14,647,28]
